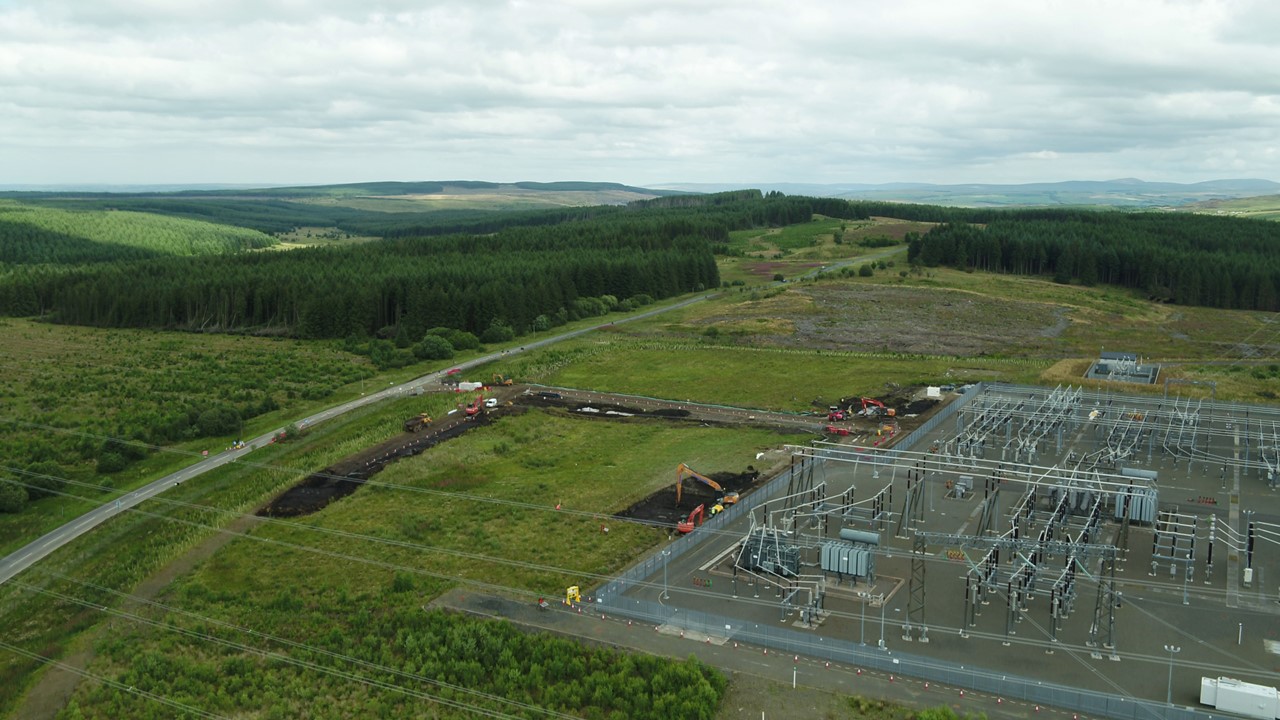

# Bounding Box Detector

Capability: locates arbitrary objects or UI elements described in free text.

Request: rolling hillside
[0,201,277,261]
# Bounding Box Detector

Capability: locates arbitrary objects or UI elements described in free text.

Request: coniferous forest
[903,209,1280,310]
[0,191,866,338]
[2,191,1279,342]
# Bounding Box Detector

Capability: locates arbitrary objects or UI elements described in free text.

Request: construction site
[596,383,1280,720]
[252,374,1280,718]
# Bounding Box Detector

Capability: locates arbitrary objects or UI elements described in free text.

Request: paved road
[0,293,714,587]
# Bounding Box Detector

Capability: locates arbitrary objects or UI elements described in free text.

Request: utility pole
[662,550,671,600]
[1164,644,1181,705]
[879,599,887,650]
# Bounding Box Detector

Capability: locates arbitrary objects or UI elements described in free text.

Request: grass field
[299,185,660,212]
[716,216,922,286]
[505,268,1280,404]
[0,393,414,716]
[1184,194,1280,221]
[0,200,276,254]
[0,319,377,554]
[493,337,1044,412]
[0,290,712,556]
[5,405,798,718]
[861,266,1280,370]
[268,226,380,248]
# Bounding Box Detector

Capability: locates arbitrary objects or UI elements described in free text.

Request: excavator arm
[675,463,723,505]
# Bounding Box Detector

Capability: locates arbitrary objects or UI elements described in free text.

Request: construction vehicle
[677,504,706,533]
[403,413,432,432]
[825,424,851,436]
[857,397,895,418]
[565,586,581,605]
[675,463,739,506]
[827,406,847,422]
[492,373,513,386]
[458,394,484,420]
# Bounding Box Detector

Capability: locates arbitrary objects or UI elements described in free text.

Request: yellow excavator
[675,463,739,506]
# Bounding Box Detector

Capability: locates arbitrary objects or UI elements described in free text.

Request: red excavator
[677,504,706,533]
[857,397,895,418]
[675,463,739,506]
[459,394,484,420]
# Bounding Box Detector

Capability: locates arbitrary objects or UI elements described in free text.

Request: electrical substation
[607,383,1280,716]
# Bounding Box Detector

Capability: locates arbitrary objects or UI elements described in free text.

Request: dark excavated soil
[257,411,505,517]
[613,468,763,526]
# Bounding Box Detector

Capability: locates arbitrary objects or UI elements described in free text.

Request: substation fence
[598,381,1219,720]
[591,594,1207,720]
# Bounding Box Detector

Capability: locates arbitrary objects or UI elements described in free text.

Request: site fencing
[591,594,1205,720]
[598,381,1217,720]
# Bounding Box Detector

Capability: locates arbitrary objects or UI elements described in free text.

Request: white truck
[1201,677,1280,719]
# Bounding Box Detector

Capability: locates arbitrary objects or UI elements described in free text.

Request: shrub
[0,480,27,513]
[426,327,480,351]
[480,321,515,344]
[22,461,66,499]
[412,335,454,361]
[97,452,128,474]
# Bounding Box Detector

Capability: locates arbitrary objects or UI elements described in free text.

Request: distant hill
[1180,193,1280,221]
[0,180,686,202]
[653,178,1280,208]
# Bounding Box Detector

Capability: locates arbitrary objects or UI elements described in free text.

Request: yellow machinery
[675,463,739,506]
[565,586,581,605]
[492,373,513,386]
[402,413,432,432]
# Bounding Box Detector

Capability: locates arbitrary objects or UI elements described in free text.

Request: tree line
[0,191,876,339]
[1,217,719,339]
[906,210,1280,310]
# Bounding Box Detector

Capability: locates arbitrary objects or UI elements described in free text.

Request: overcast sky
[2,0,1278,187]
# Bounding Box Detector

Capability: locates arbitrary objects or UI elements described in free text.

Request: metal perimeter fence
[596,382,1218,720]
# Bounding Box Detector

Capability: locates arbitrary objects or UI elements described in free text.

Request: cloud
[1,0,1277,185]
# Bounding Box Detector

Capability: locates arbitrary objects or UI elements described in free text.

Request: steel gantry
[914,530,1119,651]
